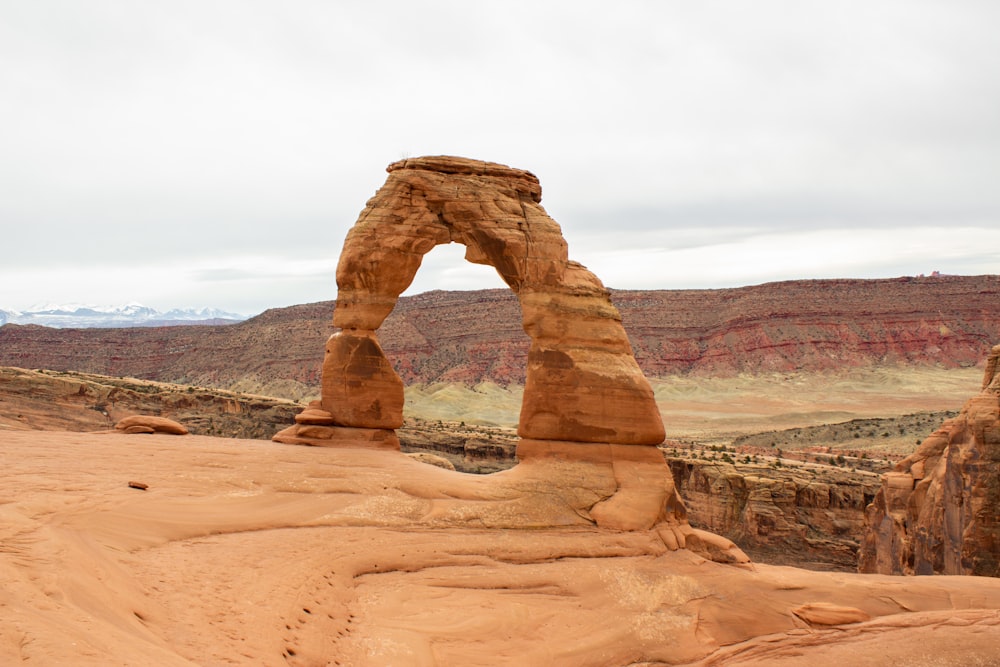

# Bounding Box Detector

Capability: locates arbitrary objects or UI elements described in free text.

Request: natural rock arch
[278,155,664,447]
[274,156,748,550]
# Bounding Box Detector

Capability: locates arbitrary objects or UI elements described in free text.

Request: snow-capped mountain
[0,303,248,328]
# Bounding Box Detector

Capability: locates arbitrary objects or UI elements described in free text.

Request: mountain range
[0,303,247,328]
[1,275,998,400]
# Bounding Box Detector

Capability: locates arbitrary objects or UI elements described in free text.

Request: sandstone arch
[273,156,747,547]
[279,155,664,447]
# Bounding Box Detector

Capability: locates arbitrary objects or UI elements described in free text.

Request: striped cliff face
[3,276,999,394]
[860,344,1000,577]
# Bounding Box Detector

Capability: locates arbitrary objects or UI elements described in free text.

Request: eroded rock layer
[277,156,664,446]
[274,156,688,539]
[859,344,1000,576]
[3,277,999,392]
[668,458,881,570]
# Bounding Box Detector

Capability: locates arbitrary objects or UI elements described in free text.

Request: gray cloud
[1,1,998,312]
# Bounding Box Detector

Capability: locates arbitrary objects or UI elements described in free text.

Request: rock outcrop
[859,344,1000,576]
[115,415,189,435]
[668,458,881,570]
[277,156,663,446]
[0,366,302,438]
[274,156,742,555]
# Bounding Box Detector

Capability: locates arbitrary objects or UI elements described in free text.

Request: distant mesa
[274,155,745,562]
[860,343,1000,576]
[2,277,999,392]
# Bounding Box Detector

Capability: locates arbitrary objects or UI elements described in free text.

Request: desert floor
[405,366,983,440]
[3,426,999,666]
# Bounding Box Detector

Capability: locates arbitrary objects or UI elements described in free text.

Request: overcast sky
[2,1,999,315]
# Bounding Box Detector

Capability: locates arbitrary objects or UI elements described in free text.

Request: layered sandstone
[859,344,1000,576]
[286,155,664,447]
[2,277,998,392]
[0,366,301,438]
[273,156,666,450]
[668,458,881,570]
[273,156,732,545]
[616,276,1000,376]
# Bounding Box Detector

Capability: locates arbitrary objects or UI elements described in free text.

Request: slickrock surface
[1,430,999,666]
[860,344,1000,576]
[0,364,939,570]
[3,276,998,395]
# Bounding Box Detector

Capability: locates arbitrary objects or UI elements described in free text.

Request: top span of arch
[334,156,566,331]
[386,155,542,203]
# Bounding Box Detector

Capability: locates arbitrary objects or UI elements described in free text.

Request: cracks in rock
[573,506,598,525]
[877,595,916,612]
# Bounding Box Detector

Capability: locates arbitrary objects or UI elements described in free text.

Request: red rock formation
[616,277,1000,376]
[272,156,751,556]
[0,367,302,438]
[2,277,998,391]
[276,156,664,448]
[859,344,1000,576]
[115,415,189,435]
[320,331,404,429]
[668,458,880,569]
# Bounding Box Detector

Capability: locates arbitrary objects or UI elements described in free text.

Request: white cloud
[572,225,1000,289]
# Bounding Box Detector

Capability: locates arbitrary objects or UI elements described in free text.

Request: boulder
[115,415,189,436]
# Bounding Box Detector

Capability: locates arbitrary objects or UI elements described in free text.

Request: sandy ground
[2,429,999,666]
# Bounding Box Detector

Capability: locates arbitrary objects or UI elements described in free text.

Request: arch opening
[401,241,511,296]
